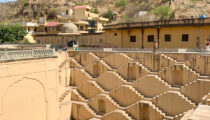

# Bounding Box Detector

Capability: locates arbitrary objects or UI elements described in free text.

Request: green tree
[102,10,114,20]
[152,6,173,20]
[0,24,27,43]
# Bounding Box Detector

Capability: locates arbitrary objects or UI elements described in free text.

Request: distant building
[103,18,210,49]
[32,5,108,47]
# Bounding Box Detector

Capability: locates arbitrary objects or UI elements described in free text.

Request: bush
[102,10,114,20]
[48,8,57,19]
[152,6,173,20]
[23,1,29,6]
[115,0,128,7]
[18,0,29,6]
[0,24,27,43]
[93,9,99,14]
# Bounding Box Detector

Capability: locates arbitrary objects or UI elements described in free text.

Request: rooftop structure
[104,17,210,29]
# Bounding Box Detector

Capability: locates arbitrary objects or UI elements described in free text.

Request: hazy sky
[0,0,16,2]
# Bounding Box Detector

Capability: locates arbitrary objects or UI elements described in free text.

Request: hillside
[0,0,210,23]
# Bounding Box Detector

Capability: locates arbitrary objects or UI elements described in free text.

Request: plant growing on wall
[0,24,27,43]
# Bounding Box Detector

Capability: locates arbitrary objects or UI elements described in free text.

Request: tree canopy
[0,24,27,43]
[152,6,173,20]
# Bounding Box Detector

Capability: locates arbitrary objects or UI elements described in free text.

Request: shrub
[120,15,132,23]
[102,10,114,20]
[93,9,99,14]
[115,0,128,7]
[152,6,173,20]
[23,1,29,6]
[48,8,57,19]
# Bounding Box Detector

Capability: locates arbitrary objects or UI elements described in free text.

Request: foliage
[115,0,128,7]
[0,24,27,43]
[24,39,30,44]
[93,9,99,14]
[75,3,89,6]
[190,0,197,3]
[102,10,114,20]
[90,8,99,14]
[48,8,57,19]
[18,0,29,6]
[152,6,173,20]
[120,15,132,23]
[95,0,103,6]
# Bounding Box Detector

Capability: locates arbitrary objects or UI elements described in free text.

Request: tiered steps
[147,74,172,88]
[160,54,177,63]
[69,57,83,68]
[153,91,196,116]
[69,52,206,119]
[141,100,166,117]
[72,101,102,118]
[59,88,71,102]
[103,109,133,120]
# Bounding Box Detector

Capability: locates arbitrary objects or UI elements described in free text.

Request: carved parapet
[0,49,56,61]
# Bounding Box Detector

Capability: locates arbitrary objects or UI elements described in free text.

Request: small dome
[61,22,78,33]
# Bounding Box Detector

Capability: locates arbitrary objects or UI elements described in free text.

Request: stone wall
[0,57,59,120]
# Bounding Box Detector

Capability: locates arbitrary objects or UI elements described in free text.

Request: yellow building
[57,5,109,33]
[104,18,210,49]
[32,5,109,46]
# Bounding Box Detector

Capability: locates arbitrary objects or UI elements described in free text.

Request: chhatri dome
[61,21,78,34]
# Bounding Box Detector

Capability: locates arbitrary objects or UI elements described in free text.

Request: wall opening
[139,103,149,120]
[93,63,100,78]
[128,63,136,81]
[98,99,106,114]
[172,70,183,86]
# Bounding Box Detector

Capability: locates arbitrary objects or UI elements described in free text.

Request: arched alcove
[139,103,149,120]
[128,63,136,81]
[172,70,183,86]
[98,99,106,114]
[1,78,46,120]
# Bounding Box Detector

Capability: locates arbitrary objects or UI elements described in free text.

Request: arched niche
[98,99,106,114]
[128,63,136,81]
[139,103,149,120]
[93,63,100,78]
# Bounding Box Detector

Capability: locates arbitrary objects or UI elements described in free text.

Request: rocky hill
[0,0,210,23]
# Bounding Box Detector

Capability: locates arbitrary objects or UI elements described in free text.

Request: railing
[0,49,56,61]
[68,47,210,54]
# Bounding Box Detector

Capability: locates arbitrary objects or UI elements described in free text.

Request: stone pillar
[141,29,144,48]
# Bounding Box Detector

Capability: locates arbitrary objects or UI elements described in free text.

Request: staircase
[69,52,207,120]
[153,91,196,117]
[72,101,102,118]
[146,74,172,88]
[59,89,71,103]
[69,57,83,68]
[103,109,133,120]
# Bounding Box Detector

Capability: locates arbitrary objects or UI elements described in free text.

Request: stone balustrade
[0,49,56,61]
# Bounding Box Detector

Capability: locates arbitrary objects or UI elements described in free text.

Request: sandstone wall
[0,58,59,120]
